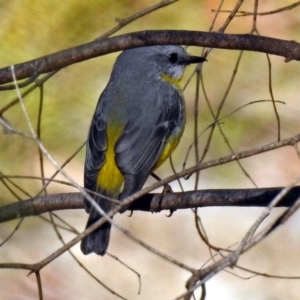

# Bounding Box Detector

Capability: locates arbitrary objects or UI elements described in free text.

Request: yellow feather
[153,130,182,170]
[155,73,185,169]
[96,125,124,196]
[160,73,182,89]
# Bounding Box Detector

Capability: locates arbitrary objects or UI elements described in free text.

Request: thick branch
[0,30,299,85]
[0,187,299,223]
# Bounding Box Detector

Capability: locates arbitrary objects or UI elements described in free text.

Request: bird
[81,45,206,256]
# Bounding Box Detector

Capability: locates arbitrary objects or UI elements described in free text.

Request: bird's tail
[81,192,113,256]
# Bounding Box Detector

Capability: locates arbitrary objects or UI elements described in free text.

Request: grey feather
[81,45,205,255]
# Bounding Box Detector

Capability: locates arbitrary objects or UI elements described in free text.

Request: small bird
[81,45,206,255]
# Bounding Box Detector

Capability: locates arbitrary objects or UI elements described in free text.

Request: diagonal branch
[1,132,300,223]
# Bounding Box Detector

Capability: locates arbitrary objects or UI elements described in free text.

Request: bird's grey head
[113,45,206,82]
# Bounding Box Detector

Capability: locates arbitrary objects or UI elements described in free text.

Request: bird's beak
[186,55,207,65]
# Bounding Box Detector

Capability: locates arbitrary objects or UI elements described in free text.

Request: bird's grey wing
[115,90,182,200]
[84,111,107,212]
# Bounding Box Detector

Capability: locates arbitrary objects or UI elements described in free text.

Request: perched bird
[81,45,206,255]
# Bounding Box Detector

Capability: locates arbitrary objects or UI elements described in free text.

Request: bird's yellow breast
[153,125,184,170]
[154,74,185,170]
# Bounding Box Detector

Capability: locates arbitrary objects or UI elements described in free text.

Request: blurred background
[1,0,300,299]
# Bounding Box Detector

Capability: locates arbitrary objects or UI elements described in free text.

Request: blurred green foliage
[1,1,300,300]
[1,1,300,202]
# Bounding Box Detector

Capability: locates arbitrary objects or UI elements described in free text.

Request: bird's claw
[166,209,176,217]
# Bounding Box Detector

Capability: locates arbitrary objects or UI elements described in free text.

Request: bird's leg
[150,172,176,217]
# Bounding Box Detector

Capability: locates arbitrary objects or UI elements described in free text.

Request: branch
[1,187,300,223]
[0,30,299,85]
[1,132,300,223]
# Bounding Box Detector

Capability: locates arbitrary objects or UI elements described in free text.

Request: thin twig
[97,0,178,39]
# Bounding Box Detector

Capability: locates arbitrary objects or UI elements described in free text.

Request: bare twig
[213,1,300,17]
[97,0,178,39]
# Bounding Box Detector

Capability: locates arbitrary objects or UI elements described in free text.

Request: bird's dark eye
[168,52,178,63]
